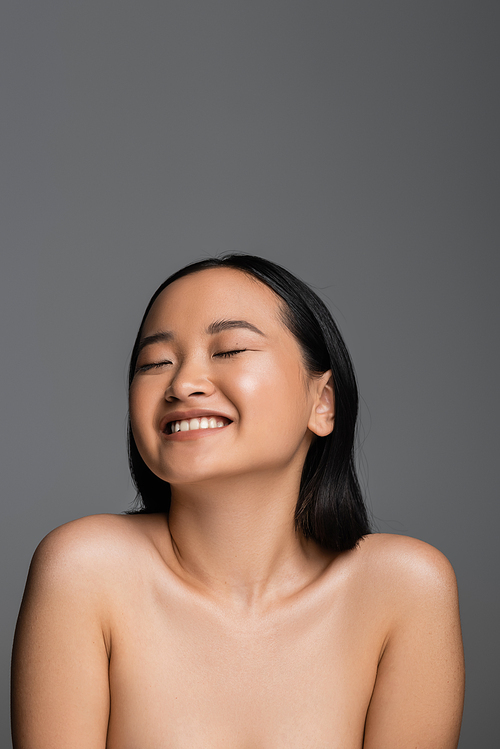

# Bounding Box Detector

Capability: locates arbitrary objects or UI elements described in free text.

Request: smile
[165,416,231,434]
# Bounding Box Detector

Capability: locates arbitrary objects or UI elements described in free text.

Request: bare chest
[106,579,382,749]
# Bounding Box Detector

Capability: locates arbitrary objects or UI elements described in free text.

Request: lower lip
[161,424,231,441]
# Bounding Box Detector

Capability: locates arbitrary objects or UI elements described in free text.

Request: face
[129,268,333,489]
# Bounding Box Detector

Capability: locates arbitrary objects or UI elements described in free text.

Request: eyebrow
[138,320,265,352]
[206,319,265,336]
[137,331,174,353]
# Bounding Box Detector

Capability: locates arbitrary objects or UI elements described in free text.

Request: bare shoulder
[341,532,461,634]
[34,511,165,554]
[17,512,169,661]
[11,514,152,747]
[358,535,464,746]
[27,513,167,597]
[355,532,458,595]
[33,513,138,563]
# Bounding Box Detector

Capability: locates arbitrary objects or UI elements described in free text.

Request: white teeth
[169,417,229,433]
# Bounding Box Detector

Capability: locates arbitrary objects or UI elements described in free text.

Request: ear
[308,370,335,437]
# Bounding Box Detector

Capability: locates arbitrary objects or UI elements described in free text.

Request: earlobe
[308,371,335,437]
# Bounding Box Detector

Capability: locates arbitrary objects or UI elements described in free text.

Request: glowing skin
[11,267,464,749]
[129,267,334,494]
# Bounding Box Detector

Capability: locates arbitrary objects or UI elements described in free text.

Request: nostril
[163,373,215,401]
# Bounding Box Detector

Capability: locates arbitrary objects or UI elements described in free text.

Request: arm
[11,522,111,748]
[363,539,465,749]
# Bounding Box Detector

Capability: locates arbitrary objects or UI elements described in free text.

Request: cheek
[234,358,310,426]
[128,396,144,449]
[129,380,158,441]
[230,358,289,405]
[128,382,143,425]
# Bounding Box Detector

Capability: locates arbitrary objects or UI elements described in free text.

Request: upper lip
[159,409,234,433]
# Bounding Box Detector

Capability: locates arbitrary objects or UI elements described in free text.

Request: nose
[164,357,215,402]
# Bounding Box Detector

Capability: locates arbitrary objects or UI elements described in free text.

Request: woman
[12,254,464,748]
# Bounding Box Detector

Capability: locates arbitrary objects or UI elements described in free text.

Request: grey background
[2,1,498,745]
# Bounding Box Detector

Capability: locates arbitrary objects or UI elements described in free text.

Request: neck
[166,469,330,611]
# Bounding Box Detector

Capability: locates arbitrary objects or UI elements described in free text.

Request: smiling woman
[127,255,369,551]
[11,254,464,749]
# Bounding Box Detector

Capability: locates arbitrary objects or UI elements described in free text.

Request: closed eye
[136,360,172,373]
[214,349,247,358]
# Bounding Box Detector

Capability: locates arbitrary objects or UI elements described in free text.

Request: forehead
[143,267,285,332]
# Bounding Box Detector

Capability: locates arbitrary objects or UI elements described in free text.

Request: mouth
[164,415,232,435]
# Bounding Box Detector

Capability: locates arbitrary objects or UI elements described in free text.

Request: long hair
[127,254,370,551]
